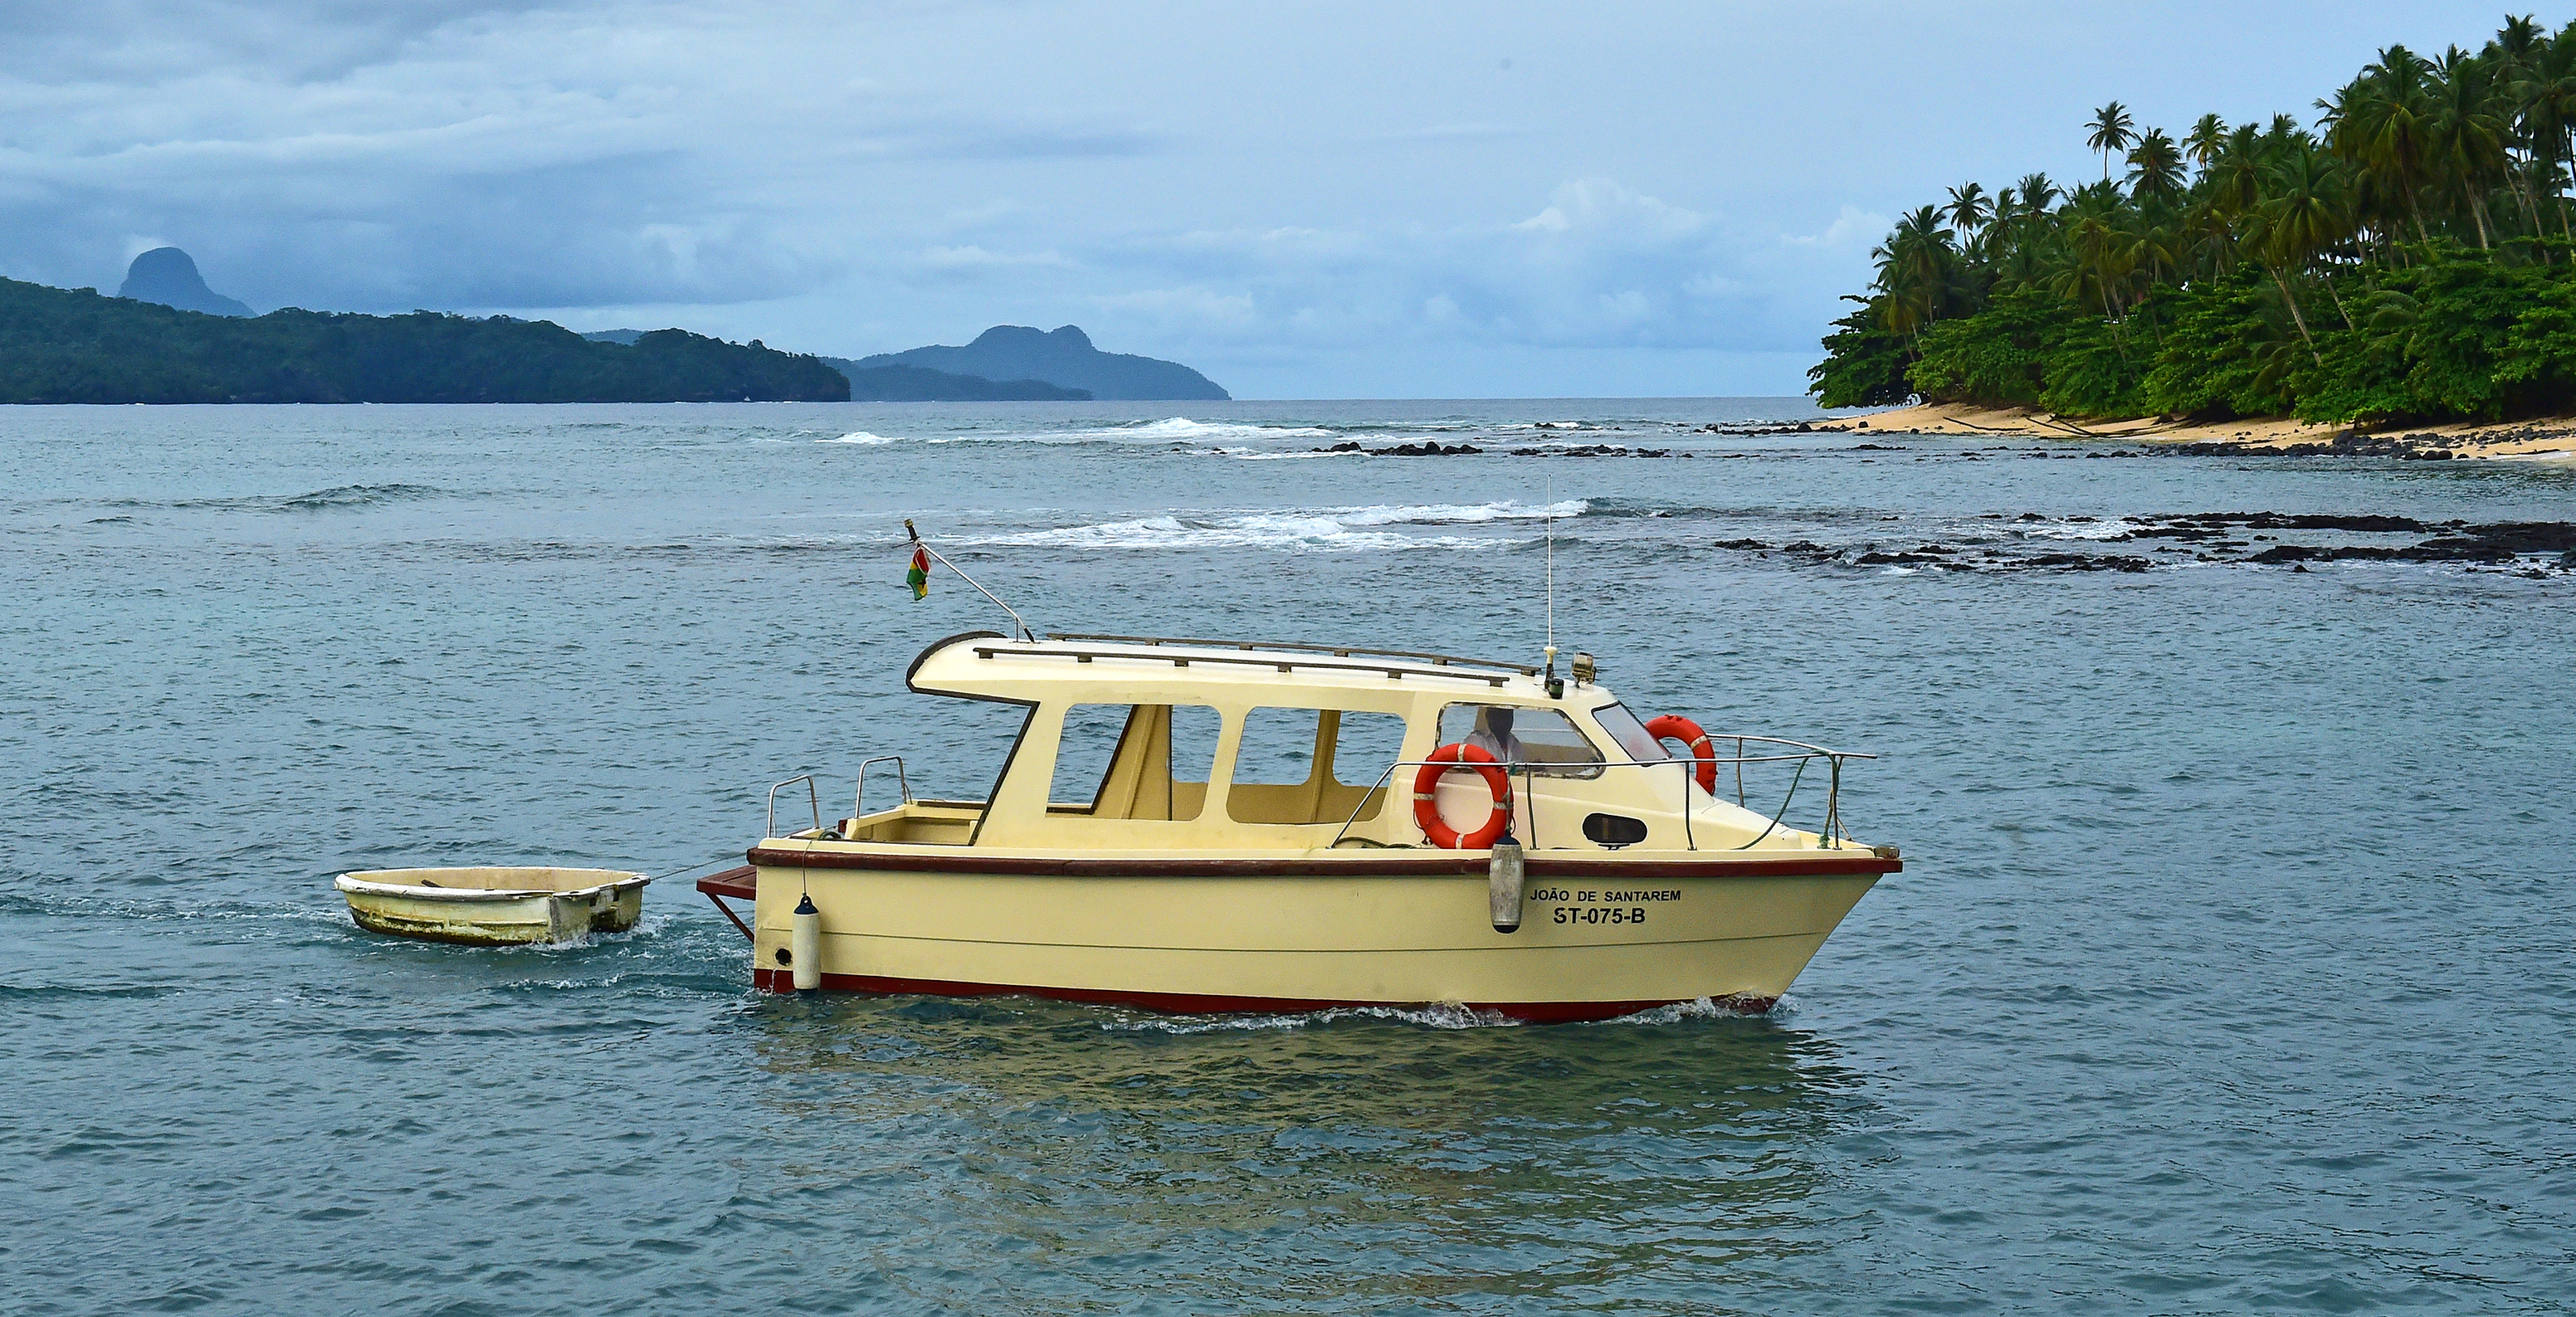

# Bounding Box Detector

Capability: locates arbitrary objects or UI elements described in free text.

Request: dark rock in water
[2021,553,2153,573]
[1315,441,1364,453]
[1372,441,1481,456]
[856,324,1226,400]
[1712,538,1769,551]
[118,247,251,317]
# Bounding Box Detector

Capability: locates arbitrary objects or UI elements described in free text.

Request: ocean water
[3,398,2573,1315]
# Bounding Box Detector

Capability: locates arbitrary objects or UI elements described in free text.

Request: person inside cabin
[1466,705,1527,765]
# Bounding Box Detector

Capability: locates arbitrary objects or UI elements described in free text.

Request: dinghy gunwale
[334,867,649,902]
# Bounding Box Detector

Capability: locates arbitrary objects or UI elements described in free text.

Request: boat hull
[734,847,1891,1021]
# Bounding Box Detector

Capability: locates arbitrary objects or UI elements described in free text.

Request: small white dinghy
[334,867,650,946]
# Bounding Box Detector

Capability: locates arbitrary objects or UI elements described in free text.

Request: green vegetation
[1811,15,2576,425]
[0,277,849,403]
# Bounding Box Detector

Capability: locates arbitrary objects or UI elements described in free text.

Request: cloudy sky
[0,0,2535,396]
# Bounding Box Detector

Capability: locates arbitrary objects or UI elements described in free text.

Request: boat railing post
[768,775,821,839]
[1826,754,1846,849]
[855,755,913,820]
[1681,758,1696,851]
[1330,762,1400,848]
[1504,763,1525,856]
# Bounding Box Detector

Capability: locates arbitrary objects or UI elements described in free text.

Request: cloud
[27,0,2465,393]
[1510,178,1705,241]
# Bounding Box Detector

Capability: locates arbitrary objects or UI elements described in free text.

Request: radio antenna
[906,518,1034,641]
[1541,487,1561,698]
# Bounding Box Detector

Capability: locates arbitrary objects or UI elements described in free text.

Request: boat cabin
[791,632,1856,857]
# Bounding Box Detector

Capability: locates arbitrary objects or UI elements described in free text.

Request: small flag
[906,545,929,600]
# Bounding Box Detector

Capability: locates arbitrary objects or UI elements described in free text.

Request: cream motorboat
[337,867,650,945]
[699,632,1899,1022]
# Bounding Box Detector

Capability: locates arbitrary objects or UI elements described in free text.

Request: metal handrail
[856,755,913,820]
[1327,744,1874,851]
[767,775,821,839]
[1045,632,1539,676]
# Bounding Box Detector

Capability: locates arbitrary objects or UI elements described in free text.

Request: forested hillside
[1812,15,2576,425]
[0,279,849,403]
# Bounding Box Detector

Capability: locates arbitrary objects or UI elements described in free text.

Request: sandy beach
[1815,402,2576,461]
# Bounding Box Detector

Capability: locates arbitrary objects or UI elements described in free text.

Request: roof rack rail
[983,643,1515,687]
[1042,632,1538,676]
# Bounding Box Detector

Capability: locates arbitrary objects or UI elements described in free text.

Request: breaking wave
[960,500,1586,552]
[1111,417,1335,440]
[818,432,900,445]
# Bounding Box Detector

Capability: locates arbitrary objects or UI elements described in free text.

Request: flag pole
[905,519,1034,641]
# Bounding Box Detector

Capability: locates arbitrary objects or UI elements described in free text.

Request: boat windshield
[1437,703,1604,777]
[1592,702,1670,763]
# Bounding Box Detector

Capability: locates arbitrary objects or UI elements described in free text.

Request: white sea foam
[931,417,1340,446]
[960,500,1585,553]
[1114,417,1335,440]
[2019,517,2138,541]
[819,432,899,445]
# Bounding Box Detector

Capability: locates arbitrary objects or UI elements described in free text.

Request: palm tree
[2327,46,2437,241]
[2206,124,2269,218]
[2247,141,2352,361]
[2127,129,2185,202]
[1872,207,1961,338]
[1944,182,1993,238]
[2521,24,2576,238]
[2185,113,2230,175]
[2088,102,2138,181]
[2424,46,2508,247]
[2016,172,2062,212]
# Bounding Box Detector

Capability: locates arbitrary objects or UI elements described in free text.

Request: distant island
[120,247,251,318]
[2,263,847,404]
[855,324,1227,400]
[588,332,1090,399]
[816,360,1090,402]
[592,323,1210,400]
[1810,17,2576,431]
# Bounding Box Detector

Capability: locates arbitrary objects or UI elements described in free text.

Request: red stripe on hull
[744,846,1895,880]
[747,968,1773,1024]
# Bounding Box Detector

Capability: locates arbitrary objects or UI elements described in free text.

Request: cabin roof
[907,631,1608,708]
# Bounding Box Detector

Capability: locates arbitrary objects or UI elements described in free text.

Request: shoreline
[1812,402,2576,462]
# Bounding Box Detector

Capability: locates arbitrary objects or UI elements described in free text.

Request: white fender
[790,892,822,992]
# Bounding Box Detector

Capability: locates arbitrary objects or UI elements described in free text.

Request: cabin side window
[1048,703,1221,821]
[1435,704,1605,778]
[1592,702,1671,763]
[1225,706,1408,825]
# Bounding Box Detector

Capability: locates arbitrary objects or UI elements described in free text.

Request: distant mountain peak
[861,324,1223,400]
[118,247,251,318]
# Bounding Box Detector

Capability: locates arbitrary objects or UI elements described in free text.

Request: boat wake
[1096,1002,1524,1033]
[1095,995,1774,1033]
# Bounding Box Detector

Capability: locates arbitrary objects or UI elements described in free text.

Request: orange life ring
[1644,715,1719,793]
[1412,743,1512,850]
